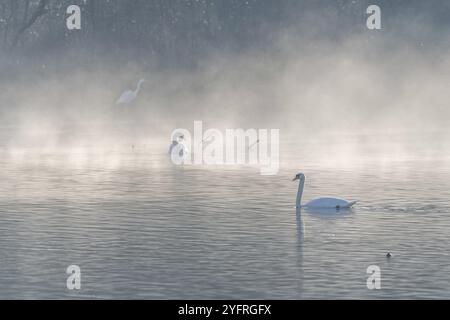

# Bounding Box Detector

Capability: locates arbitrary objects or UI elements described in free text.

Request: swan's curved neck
[296,177,305,208]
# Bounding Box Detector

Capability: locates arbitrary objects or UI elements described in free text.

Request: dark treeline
[0,0,449,68]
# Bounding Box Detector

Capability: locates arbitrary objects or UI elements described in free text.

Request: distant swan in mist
[293,173,357,210]
[116,79,145,104]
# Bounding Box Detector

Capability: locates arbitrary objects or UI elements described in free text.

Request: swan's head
[138,78,146,85]
[292,173,305,181]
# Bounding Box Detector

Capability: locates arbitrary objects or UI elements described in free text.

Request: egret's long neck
[296,177,305,208]
[135,81,143,94]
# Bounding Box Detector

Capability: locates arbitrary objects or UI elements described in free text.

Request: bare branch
[10,0,50,49]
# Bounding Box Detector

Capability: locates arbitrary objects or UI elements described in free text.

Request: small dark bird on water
[386,252,392,258]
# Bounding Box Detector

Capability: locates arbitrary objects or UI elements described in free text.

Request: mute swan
[293,173,357,209]
[169,135,189,163]
[116,79,145,104]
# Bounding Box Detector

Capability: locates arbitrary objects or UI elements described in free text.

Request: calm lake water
[0,132,450,299]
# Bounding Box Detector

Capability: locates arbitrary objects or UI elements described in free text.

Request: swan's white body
[293,173,357,209]
[169,140,189,164]
[116,79,145,104]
